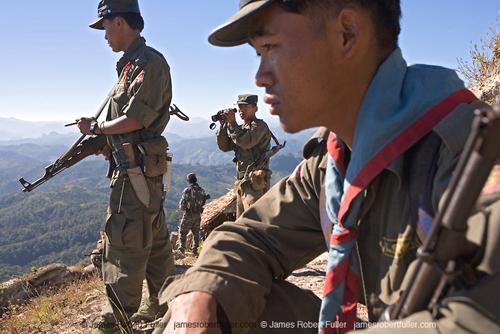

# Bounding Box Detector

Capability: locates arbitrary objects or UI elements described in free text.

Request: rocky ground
[0,251,368,333]
[286,252,328,299]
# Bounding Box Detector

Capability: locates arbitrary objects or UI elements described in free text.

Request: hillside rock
[0,263,97,314]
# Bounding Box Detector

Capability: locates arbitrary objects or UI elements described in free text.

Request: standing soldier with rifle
[155,1,500,334]
[75,1,176,333]
[216,94,276,218]
[178,173,207,256]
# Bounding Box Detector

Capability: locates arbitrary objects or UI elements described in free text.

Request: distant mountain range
[0,116,315,143]
[0,117,320,282]
[0,142,303,282]
[0,117,317,166]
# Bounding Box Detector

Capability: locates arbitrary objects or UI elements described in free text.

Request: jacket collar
[244,116,258,125]
[116,37,146,75]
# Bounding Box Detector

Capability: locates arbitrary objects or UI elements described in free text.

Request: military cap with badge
[89,0,141,30]
[237,94,258,105]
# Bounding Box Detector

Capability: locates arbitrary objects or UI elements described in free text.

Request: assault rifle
[244,141,286,179]
[19,135,108,192]
[19,103,190,193]
[19,93,112,193]
[380,103,500,321]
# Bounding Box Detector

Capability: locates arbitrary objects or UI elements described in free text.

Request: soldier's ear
[336,7,365,58]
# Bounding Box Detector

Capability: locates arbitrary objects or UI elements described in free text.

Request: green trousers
[179,212,201,251]
[101,174,176,323]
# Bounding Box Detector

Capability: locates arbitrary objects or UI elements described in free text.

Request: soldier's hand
[223,108,236,124]
[162,291,222,334]
[96,144,112,161]
[76,117,96,135]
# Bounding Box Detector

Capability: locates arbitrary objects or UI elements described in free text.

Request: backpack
[186,184,206,214]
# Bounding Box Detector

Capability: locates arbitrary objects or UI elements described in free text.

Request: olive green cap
[208,0,277,47]
[187,173,197,181]
[237,94,258,105]
[89,0,141,30]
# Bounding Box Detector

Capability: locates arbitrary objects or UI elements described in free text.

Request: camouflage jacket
[179,183,207,215]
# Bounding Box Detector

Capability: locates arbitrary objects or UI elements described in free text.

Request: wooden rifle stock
[380,103,500,321]
[19,135,108,192]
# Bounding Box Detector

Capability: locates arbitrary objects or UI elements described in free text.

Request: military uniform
[216,96,272,217]
[157,51,500,333]
[89,3,176,326]
[178,174,207,253]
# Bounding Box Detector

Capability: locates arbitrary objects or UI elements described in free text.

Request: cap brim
[89,17,104,30]
[208,0,276,47]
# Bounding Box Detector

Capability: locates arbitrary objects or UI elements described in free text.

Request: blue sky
[1,0,499,127]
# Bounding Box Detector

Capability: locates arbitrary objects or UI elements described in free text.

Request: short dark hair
[104,12,144,32]
[188,176,197,183]
[279,0,401,50]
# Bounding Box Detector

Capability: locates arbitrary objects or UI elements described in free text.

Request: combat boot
[130,302,169,322]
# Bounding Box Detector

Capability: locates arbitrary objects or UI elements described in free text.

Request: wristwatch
[89,122,98,135]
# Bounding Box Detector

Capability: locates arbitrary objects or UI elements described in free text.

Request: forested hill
[0,140,303,283]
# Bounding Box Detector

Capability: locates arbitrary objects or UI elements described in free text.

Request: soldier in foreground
[156,1,500,333]
[216,94,272,218]
[178,173,207,255]
[76,0,175,333]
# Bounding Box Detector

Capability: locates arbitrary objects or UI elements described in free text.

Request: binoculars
[209,108,236,130]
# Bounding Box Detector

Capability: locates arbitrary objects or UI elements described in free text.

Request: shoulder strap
[407,131,443,242]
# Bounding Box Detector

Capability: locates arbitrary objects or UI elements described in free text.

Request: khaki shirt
[160,101,500,330]
[216,117,272,178]
[107,37,172,157]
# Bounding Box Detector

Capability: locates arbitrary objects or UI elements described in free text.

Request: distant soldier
[178,173,207,255]
[216,94,272,218]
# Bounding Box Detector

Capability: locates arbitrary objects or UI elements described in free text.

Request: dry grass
[0,275,106,334]
[0,254,196,334]
[457,18,500,87]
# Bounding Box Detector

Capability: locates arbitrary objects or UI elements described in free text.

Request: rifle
[19,134,108,192]
[244,141,286,179]
[18,104,190,193]
[380,102,500,321]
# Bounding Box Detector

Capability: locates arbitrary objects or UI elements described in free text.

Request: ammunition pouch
[249,170,266,191]
[110,136,169,178]
[137,136,169,177]
[249,169,272,192]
